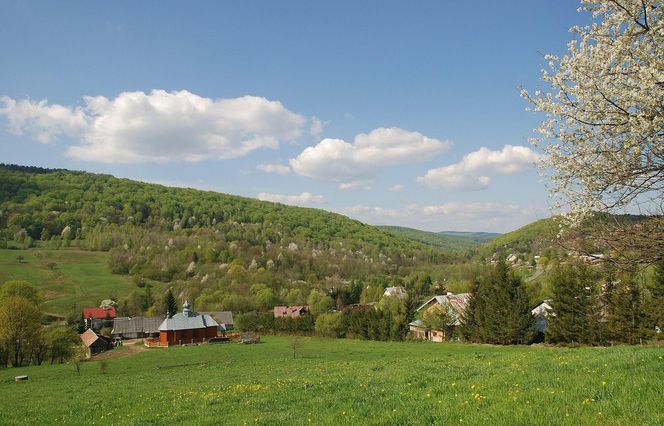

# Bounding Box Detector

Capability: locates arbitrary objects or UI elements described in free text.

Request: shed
[80,329,112,357]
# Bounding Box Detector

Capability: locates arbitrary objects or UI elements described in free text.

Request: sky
[0,0,588,233]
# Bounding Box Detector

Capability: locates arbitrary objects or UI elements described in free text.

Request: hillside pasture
[0,337,662,425]
[0,248,148,315]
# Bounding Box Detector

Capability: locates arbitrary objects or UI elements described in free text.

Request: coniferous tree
[164,289,178,318]
[645,262,664,335]
[547,266,598,345]
[608,275,650,344]
[461,260,533,345]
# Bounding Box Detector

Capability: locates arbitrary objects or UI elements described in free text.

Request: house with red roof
[82,305,116,330]
[273,305,309,319]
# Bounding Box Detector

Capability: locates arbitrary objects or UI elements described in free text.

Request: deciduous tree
[523,0,664,265]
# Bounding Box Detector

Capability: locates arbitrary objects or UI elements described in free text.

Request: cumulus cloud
[0,96,88,143]
[417,145,541,191]
[256,163,291,175]
[0,90,307,163]
[390,184,405,192]
[290,127,451,183]
[256,192,325,206]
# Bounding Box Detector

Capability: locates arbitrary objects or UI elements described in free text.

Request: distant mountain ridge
[378,226,499,253]
[438,231,501,243]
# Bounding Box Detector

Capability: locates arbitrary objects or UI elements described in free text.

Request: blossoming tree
[523,0,663,265]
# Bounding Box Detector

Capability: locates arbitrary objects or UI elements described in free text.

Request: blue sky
[0,0,586,232]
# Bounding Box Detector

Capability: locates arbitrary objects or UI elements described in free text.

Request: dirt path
[92,339,150,361]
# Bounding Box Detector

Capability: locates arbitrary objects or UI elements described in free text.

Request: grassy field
[0,337,662,425]
[0,248,146,316]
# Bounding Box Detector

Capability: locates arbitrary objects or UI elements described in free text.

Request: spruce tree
[547,266,597,345]
[609,275,649,344]
[646,262,664,334]
[164,289,178,318]
[461,260,533,345]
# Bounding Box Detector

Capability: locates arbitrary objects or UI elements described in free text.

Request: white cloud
[309,116,323,138]
[0,96,88,143]
[390,184,405,192]
[257,163,291,175]
[256,192,325,206]
[290,127,452,183]
[417,145,541,191]
[0,90,307,163]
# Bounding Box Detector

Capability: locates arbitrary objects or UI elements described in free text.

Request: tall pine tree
[461,260,533,345]
[164,289,178,318]
[547,266,599,345]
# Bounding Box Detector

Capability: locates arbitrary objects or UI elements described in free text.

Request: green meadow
[0,248,144,316]
[1,337,662,425]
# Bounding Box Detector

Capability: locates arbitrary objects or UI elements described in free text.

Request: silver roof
[112,316,163,335]
[158,311,218,331]
[199,311,234,325]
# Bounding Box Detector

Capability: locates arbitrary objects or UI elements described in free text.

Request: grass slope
[0,248,153,315]
[378,226,484,253]
[1,337,662,425]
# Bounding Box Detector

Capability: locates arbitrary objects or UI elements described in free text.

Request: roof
[79,328,112,347]
[112,316,163,335]
[273,305,309,318]
[531,300,553,317]
[383,286,408,298]
[199,311,234,325]
[83,306,116,319]
[159,311,218,331]
[416,293,471,326]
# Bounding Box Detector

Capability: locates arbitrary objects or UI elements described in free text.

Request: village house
[273,305,309,318]
[82,305,116,330]
[79,328,113,357]
[409,292,470,342]
[158,301,219,346]
[112,316,163,339]
[383,286,408,300]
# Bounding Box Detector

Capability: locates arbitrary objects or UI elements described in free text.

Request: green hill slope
[438,231,500,243]
[0,164,455,315]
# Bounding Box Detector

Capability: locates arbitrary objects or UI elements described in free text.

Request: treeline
[545,262,664,345]
[236,296,415,342]
[461,260,664,346]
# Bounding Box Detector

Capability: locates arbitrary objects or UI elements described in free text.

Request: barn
[79,329,113,357]
[158,301,219,346]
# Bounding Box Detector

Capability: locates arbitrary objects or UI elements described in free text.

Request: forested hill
[0,164,456,314]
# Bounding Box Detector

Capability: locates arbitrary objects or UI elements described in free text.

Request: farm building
[409,292,471,342]
[273,305,309,318]
[112,316,163,339]
[79,329,113,357]
[82,305,116,329]
[158,301,219,346]
[199,311,234,331]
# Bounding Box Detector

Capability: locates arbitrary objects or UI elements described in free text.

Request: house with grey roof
[409,292,471,342]
[112,316,163,339]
